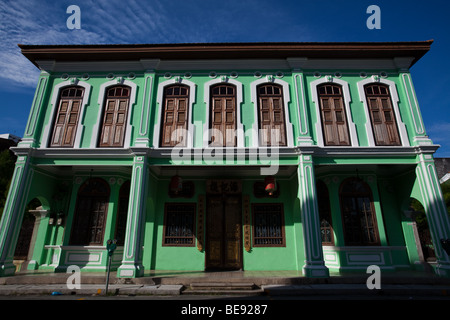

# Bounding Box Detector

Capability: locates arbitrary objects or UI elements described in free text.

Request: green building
[1,41,449,278]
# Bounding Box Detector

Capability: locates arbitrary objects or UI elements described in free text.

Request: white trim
[153,78,196,148]
[250,77,294,148]
[42,80,91,148]
[357,77,409,147]
[91,79,137,148]
[310,76,358,147]
[203,77,244,148]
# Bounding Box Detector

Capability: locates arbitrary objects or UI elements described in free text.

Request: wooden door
[317,84,350,146]
[206,195,242,270]
[365,84,401,146]
[210,84,236,147]
[258,84,287,146]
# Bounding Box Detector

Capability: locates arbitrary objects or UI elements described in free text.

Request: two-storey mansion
[1,41,449,278]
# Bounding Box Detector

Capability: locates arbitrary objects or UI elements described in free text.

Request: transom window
[252,203,285,247]
[50,86,84,147]
[160,85,190,147]
[339,178,380,246]
[317,84,350,146]
[99,85,131,147]
[163,203,196,246]
[364,84,401,146]
[257,84,287,146]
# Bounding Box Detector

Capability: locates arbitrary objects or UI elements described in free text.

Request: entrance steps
[184,282,263,295]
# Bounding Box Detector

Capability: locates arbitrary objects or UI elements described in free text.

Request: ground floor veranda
[1,150,450,278]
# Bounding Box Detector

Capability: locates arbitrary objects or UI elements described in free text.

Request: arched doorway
[13,198,41,272]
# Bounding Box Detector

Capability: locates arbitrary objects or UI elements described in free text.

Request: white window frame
[91,79,137,148]
[204,77,244,148]
[250,77,294,148]
[310,76,358,147]
[357,77,409,147]
[42,79,91,148]
[153,78,196,148]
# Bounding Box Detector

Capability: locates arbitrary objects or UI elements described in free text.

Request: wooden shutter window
[364,84,401,146]
[160,85,189,147]
[50,86,84,147]
[99,86,131,147]
[257,84,287,146]
[317,84,350,146]
[210,84,237,147]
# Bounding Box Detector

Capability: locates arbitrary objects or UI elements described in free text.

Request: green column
[298,155,329,277]
[416,154,450,277]
[117,155,148,277]
[0,155,33,276]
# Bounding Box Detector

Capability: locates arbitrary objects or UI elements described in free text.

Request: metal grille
[252,204,284,246]
[163,203,196,246]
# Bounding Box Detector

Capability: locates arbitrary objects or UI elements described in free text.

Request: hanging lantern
[264,176,277,195]
[170,175,183,194]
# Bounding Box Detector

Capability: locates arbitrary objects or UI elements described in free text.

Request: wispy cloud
[0,0,317,90]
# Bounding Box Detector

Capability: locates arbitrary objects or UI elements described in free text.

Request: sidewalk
[1,270,450,298]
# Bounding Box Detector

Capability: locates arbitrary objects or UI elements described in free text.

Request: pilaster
[297,154,329,277]
[117,155,148,277]
[416,154,450,276]
[0,155,33,276]
[288,58,314,146]
[134,68,156,147]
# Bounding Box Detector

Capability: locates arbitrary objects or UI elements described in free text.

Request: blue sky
[1,0,449,156]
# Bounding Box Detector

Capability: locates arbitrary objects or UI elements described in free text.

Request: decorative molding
[357,77,410,147]
[203,77,244,148]
[243,195,251,252]
[310,76,358,147]
[250,77,294,148]
[153,78,196,149]
[41,79,91,149]
[91,79,137,149]
[197,195,205,252]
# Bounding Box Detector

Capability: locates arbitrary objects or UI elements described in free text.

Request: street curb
[0,284,184,296]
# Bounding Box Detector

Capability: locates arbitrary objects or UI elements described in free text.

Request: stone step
[183,282,262,295]
[190,282,256,290]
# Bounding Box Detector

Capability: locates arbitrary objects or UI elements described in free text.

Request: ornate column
[416,153,450,277]
[0,155,33,276]
[297,154,329,278]
[117,154,148,278]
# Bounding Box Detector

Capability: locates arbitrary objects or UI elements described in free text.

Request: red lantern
[170,175,183,194]
[264,176,277,195]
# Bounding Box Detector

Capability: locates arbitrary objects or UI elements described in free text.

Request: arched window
[99,86,131,147]
[160,85,190,147]
[50,86,84,147]
[257,84,287,146]
[316,180,333,245]
[210,84,237,147]
[339,178,379,246]
[317,84,350,146]
[69,178,110,246]
[115,180,130,246]
[364,84,401,146]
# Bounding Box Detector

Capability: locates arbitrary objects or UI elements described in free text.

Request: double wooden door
[206,195,242,270]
